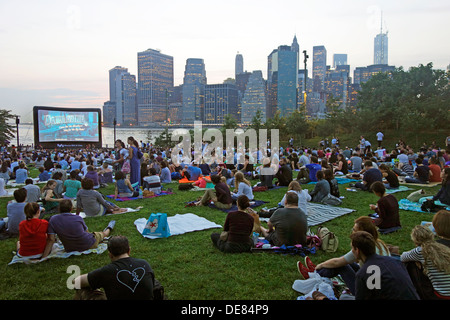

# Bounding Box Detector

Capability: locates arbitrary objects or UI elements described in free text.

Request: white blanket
[134,213,222,239]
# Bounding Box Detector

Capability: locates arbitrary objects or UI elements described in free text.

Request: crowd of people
[0,132,449,300]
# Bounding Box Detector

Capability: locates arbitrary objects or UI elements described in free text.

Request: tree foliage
[0,109,17,145]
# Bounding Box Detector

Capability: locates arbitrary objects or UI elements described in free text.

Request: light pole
[113,118,117,146]
[303,50,309,106]
[15,115,20,150]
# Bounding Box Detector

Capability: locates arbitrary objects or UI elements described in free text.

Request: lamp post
[113,118,117,146]
[303,50,309,106]
[15,115,20,151]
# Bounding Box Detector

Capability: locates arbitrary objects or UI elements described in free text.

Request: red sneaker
[304,256,316,272]
[297,261,310,279]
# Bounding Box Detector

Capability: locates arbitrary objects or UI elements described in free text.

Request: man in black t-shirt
[73,236,155,300]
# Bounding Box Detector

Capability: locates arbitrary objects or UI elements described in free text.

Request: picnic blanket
[398,198,450,213]
[259,202,355,226]
[6,177,46,188]
[385,186,413,194]
[307,178,358,185]
[107,191,173,201]
[251,239,317,256]
[399,181,441,188]
[8,242,108,265]
[178,176,211,184]
[134,213,222,239]
[0,188,17,198]
[78,207,142,219]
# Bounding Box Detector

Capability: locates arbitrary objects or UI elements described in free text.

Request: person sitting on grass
[210,195,255,253]
[279,180,311,215]
[16,202,49,258]
[430,168,450,206]
[299,216,391,298]
[401,225,450,300]
[231,171,254,201]
[63,170,82,199]
[76,178,126,217]
[42,199,115,258]
[14,162,28,184]
[405,157,432,184]
[309,170,330,203]
[324,169,340,198]
[352,160,383,191]
[72,235,156,300]
[369,181,401,232]
[0,188,28,239]
[378,163,400,189]
[38,166,51,182]
[350,231,419,300]
[260,192,308,247]
[114,171,138,200]
[41,179,64,216]
[195,174,232,210]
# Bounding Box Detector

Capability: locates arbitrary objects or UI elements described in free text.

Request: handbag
[122,159,131,174]
[142,213,171,238]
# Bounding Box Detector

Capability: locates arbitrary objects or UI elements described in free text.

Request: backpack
[320,194,342,206]
[421,199,438,212]
[317,226,339,253]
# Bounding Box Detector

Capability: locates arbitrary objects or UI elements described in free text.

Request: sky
[1,0,449,122]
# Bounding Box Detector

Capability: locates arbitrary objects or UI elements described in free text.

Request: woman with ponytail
[401,225,450,300]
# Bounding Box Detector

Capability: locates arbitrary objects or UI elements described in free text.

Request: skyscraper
[312,45,327,92]
[374,32,388,65]
[204,84,238,125]
[235,52,244,77]
[137,48,174,126]
[267,44,298,118]
[182,58,207,124]
[104,66,137,126]
[333,54,348,68]
[240,70,267,125]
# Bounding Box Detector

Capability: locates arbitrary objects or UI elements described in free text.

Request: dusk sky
[1,0,449,122]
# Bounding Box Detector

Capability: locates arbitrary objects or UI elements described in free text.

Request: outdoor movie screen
[33,106,101,145]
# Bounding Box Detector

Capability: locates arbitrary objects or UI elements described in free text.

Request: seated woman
[114,171,139,200]
[142,167,162,193]
[84,165,100,189]
[324,169,340,198]
[309,170,330,203]
[369,181,401,232]
[378,163,400,189]
[429,168,450,206]
[15,162,29,184]
[401,225,450,300]
[258,158,275,188]
[63,170,82,199]
[98,162,113,185]
[195,174,232,210]
[41,180,64,215]
[16,202,49,258]
[303,216,390,296]
[279,180,311,215]
[333,153,348,175]
[231,171,254,201]
[210,195,254,253]
[77,178,125,217]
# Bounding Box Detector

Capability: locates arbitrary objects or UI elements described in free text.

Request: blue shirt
[305,163,322,182]
[15,168,28,184]
[187,166,202,181]
[39,170,51,182]
[160,167,172,183]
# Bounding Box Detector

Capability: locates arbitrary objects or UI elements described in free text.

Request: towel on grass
[399,181,441,188]
[78,207,142,219]
[398,198,450,213]
[308,178,358,185]
[385,186,413,194]
[134,213,222,239]
[8,242,108,265]
[107,191,173,201]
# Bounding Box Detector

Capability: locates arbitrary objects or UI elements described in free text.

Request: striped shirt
[401,246,450,297]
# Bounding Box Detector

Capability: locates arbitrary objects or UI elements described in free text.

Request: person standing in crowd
[127,137,141,187]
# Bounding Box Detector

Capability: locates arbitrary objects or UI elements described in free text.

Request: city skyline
[1,0,449,122]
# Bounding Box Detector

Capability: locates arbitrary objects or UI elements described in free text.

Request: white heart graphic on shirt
[117,267,146,293]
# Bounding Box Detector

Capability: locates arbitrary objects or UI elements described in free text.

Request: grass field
[0,167,442,300]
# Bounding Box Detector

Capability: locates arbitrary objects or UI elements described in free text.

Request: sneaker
[297,261,310,279]
[304,256,316,272]
[104,220,116,232]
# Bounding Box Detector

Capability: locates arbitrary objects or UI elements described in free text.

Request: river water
[14,124,165,149]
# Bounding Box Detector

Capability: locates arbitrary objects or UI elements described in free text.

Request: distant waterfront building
[267,42,298,118]
[374,32,388,65]
[333,54,348,68]
[182,58,207,124]
[240,70,267,125]
[235,52,244,77]
[203,84,238,125]
[104,66,137,126]
[137,48,174,126]
[312,45,327,93]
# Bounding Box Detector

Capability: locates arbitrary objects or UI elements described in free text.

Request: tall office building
[333,54,348,68]
[182,58,207,124]
[353,64,395,84]
[324,64,350,108]
[240,70,267,125]
[235,52,244,77]
[374,32,388,65]
[267,44,298,118]
[204,84,238,125]
[137,48,174,126]
[312,45,327,92]
[104,66,137,126]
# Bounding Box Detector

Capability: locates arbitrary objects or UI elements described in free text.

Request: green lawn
[0,167,441,300]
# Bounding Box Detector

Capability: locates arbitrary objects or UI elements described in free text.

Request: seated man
[405,157,432,184]
[351,231,419,300]
[195,174,232,210]
[73,235,156,300]
[260,192,307,246]
[298,156,321,184]
[43,200,115,258]
[353,160,382,191]
[275,157,293,186]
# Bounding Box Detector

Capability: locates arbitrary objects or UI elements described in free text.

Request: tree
[0,109,17,146]
[285,109,308,146]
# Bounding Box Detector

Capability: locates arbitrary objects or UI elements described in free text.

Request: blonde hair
[411,225,450,273]
[234,171,251,187]
[287,180,302,192]
[354,216,389,254]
